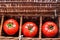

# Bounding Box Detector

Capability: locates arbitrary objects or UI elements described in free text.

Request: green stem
[28,25,33,31]
[49,25,53,30]
[7,23,13,28]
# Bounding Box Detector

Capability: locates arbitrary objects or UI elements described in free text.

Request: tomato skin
[42,21,58,37]
[3,19,19,35]
[22,22,38,37]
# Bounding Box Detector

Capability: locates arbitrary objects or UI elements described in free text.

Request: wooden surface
[0,0,59,13]
[0,0,60,40]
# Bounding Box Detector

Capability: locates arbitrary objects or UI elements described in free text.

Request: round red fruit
[3,19,19,35]
[42,21,58,37]
[22,22,38,37]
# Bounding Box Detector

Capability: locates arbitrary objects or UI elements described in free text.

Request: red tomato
[22,22,38,37]
[3,19,19,35]
[42,21,58,37]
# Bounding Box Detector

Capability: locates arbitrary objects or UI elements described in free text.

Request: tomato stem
[49,25,53,30]
[7,23,13,28]
[28,25,33,31]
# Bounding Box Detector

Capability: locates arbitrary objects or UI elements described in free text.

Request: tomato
[22,22,38,37]
[3,19,19,35]
[42,21,58,37]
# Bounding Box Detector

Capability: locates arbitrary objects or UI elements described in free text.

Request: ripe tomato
[22,22,38,37]
[42,21,58,37]
[3,19,19,35]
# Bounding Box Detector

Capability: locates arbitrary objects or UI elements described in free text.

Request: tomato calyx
[7,22,13,28]
[28,25,34,33]
[28,25,33,31]
[49,25,53,30]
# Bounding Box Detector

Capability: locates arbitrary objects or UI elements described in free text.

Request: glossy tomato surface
[22,22,38,37]
[3,19,19,35]
[42,21,58,37]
